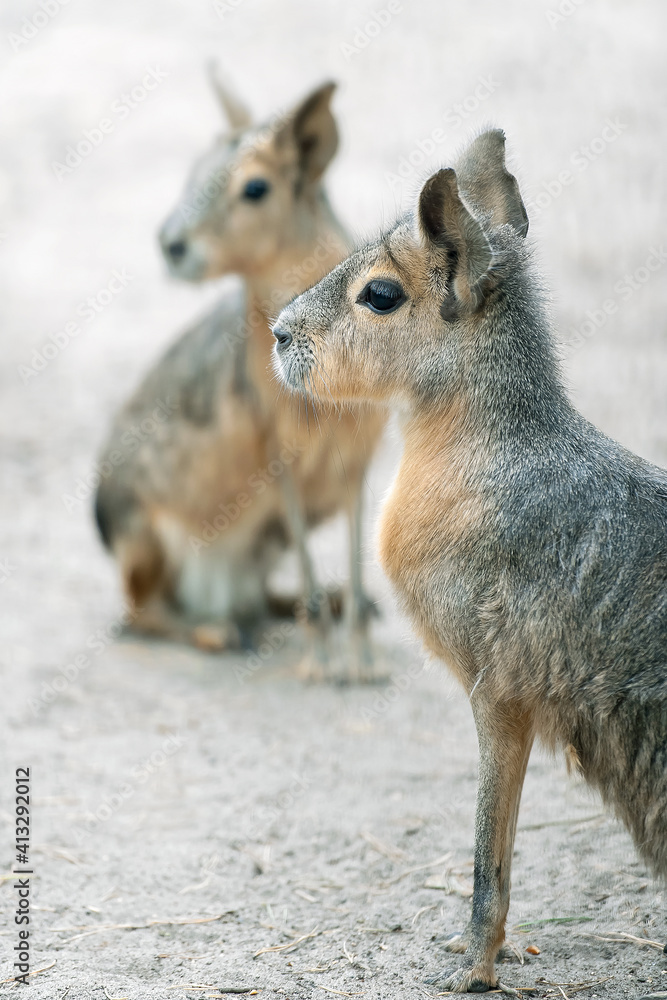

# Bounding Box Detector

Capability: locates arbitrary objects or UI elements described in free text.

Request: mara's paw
[443,930,470,954]
[192,622,240,652]
[336,636,390,686]
[425,964,497,993]
[296,643,328,683]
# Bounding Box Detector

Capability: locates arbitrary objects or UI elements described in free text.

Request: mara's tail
[94,482,167,609]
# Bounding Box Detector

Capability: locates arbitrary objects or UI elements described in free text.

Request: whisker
[306,370,325,436]
[311,357,342,419]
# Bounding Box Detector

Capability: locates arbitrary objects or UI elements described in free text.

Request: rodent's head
[273,129,529,409]
[159,74,339,282]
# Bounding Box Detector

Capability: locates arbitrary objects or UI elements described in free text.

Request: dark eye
[242,178,270,201]
[359,279,405,314]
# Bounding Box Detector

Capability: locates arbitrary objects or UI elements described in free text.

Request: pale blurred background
[1,0,666,660]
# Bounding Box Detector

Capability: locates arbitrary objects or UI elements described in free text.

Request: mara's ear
[207,61,252,130]
[418,168,495,318]
[455,129,528,238]
[275,81,339,184]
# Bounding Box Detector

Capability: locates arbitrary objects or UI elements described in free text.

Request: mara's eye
[242,178,271,201]
[359,279,405,314]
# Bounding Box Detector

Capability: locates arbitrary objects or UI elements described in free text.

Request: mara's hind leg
[116,528,239,652]
[427,695,534,993]
[130,600,240,652]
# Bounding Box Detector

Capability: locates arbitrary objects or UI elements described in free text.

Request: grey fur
[273,129,666,991]
[95,79,385,656]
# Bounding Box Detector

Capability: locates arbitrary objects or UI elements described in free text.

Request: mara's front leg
[278,461,333,679]
[343,484,381,682]
[428,694,534,992]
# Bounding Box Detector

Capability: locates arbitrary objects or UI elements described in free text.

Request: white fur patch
[153,511,266,620]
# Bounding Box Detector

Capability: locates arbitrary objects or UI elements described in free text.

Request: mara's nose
[273,326,293,349]
[164,239,188,263]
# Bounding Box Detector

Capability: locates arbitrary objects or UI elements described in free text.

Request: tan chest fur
[155,309,385,540]
[378,405,483,577]
[377,405,486,685]
[244,312,385,518]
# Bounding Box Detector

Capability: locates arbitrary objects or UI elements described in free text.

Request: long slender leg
[278,462,332,676]
[266,588,344,620]
[344,485,375,680]
[429,694,534,992]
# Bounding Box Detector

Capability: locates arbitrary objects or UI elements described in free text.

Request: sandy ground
[0,0,666,997]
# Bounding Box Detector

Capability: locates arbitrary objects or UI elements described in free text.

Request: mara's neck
[406,285,572,463]
[397,398,484,481]
[248,193,348,317]
[243,195,348,392]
